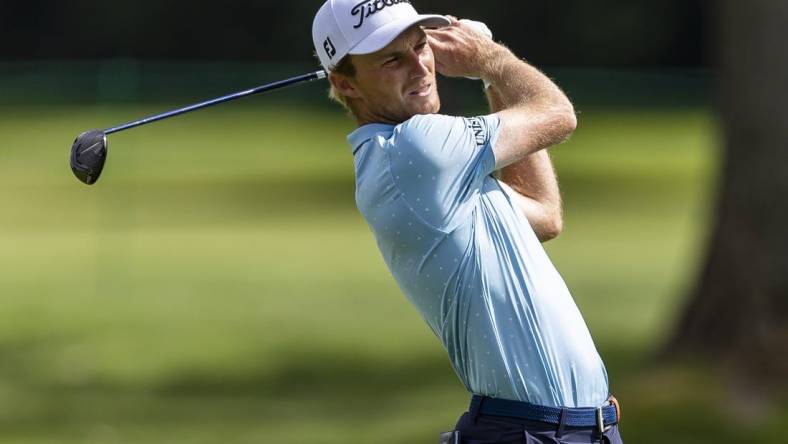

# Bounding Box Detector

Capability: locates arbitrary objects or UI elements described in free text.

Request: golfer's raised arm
[426,19,577,169]
[487,87,564,242]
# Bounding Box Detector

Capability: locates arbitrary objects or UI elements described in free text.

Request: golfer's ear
[329,71,361,99]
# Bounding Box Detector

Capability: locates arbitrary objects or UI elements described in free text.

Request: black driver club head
[70,130,108,185]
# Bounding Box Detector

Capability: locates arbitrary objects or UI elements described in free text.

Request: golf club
[70,69,327,185]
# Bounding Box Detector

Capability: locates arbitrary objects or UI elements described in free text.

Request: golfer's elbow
[563,109,578,137]
[530,104,576,149]
[538,210,564,242]
[552,105,577,143]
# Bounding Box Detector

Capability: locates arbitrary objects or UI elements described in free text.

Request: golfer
[313,1,622,443]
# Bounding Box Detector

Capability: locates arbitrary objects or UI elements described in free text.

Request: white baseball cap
[312,0,451,72]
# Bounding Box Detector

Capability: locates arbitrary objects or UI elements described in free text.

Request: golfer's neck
[354,104,401,127]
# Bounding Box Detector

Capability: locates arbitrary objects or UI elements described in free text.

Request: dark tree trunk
[667,0,788,383]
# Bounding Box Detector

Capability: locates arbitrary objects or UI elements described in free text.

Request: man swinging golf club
[313,1,623,442]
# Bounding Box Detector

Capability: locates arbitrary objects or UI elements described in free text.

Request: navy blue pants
[445,411,624,444]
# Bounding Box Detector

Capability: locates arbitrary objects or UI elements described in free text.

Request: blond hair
[327,55,356,113]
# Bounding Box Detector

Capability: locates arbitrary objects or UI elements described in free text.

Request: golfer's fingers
[425,32,445,45]
[425,27,452,36]
[426,34,449,51]
[426,28,459,44]
[428,21,471,42]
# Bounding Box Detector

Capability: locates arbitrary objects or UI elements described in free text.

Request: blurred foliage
[0,60,711,110]
[0,0,705,67]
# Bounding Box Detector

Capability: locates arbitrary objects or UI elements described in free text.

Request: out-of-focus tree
[0,0,704,67]
[668,0,788,387]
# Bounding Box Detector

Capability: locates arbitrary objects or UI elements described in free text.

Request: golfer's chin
[404,92,440,117]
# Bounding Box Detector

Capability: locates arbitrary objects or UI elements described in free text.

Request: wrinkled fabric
[347,114,608,408]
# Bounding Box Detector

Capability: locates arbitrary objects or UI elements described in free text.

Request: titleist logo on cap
[351,0,412,29]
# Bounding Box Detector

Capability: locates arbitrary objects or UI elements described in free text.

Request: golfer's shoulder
[392,114,467,148]
[396,113,463,134]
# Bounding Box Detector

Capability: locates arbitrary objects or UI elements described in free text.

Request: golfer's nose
[406,50,430,78]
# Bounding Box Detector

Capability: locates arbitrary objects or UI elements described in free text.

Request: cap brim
[348,14,451,56]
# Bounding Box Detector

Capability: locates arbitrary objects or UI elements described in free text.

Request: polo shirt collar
[347,123,395,155]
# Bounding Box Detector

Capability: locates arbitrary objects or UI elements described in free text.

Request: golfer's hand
[426,17,503,79]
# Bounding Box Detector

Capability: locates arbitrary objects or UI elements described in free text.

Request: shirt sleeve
[386,113,501,230]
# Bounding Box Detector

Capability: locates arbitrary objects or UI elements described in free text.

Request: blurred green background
[0,71,752,444]
[2,1,786,443]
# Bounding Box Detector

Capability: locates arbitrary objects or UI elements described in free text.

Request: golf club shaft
[104,70,327,135]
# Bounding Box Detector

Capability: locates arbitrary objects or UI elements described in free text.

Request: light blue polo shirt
[347,113,609,408]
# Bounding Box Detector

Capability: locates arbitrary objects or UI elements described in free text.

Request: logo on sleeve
[466,118,487,148]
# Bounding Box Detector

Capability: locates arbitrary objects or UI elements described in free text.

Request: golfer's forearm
[475,45,576,169]
[498,180,563,242]
[486,87,561,206]
[480,46,575,119]
[486,87,563,240]
[497,151,560,207]
[498,152,562,237]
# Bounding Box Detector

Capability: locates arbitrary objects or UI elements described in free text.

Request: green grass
[1,103,783,443]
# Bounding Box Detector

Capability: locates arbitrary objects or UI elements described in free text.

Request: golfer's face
[353,26,440,122]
